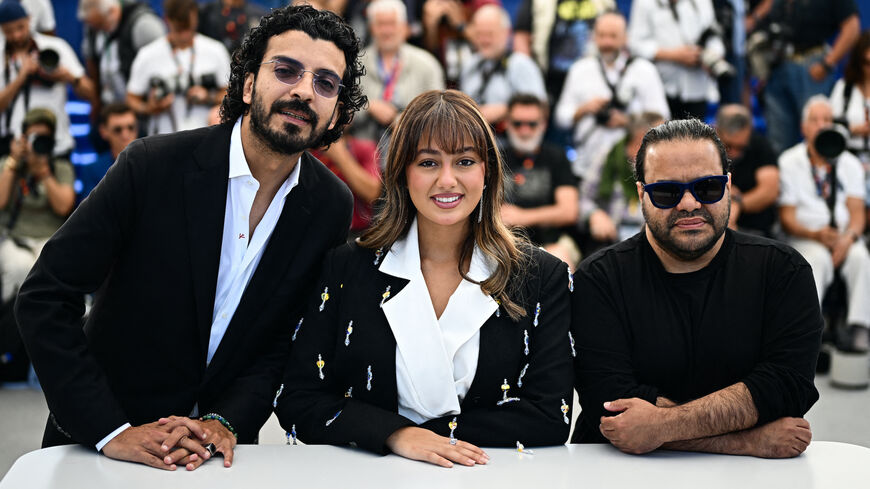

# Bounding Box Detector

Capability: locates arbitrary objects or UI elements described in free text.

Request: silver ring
[449,439,457,446]
[205,443,217,456]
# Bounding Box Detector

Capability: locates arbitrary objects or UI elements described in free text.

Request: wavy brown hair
[360,90,529,320]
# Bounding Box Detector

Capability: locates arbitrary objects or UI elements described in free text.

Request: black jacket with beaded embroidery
[274,241,574,455]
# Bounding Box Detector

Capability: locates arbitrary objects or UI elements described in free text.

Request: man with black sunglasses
[16,5,362,471]
[572,118,822,459]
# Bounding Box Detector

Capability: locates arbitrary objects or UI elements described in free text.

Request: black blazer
[274,241,574,454]
[15,123,353,448]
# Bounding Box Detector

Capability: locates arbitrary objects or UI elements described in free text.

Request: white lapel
[379,219,498,423]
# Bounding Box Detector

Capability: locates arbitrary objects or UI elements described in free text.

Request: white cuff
[96,423,131,452]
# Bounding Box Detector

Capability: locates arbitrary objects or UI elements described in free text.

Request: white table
[2,441,868,488]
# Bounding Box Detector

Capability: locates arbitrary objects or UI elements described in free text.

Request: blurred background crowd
[0,0,869,381]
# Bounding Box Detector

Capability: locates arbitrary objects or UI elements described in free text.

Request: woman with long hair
[274,90,574,467]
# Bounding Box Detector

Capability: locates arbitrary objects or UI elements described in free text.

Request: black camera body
[198,73,218,90]
[594,99,627,126]
[148,77,171,100]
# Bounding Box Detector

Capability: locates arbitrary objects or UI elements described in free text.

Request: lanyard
[377,54,401,103]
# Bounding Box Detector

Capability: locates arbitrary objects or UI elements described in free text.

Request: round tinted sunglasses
[260,57,345,98]
[642,175,729,209]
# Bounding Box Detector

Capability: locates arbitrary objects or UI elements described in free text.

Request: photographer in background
[628,0,729,120]
[761,0,859,156]
[0,1,95,158]
[0,108,74,304]
[779,96,869,352]
[555,11,669,178]
[127,0,230,135]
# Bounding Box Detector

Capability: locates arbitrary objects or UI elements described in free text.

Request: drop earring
[478,185,487,223]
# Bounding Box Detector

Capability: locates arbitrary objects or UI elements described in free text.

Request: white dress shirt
[96,118,301,451]
[554,51,670,177]
[378,219,498,424]
[627,0,721,103]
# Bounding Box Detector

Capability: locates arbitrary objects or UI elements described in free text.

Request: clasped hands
[599,397,811,458]
[102,416,236,471]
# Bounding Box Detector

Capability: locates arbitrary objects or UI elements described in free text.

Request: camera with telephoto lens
[814,122,850,160]
[28,133,54,157]
[29,48,60,86]
[697,25,735,80]
[148,77,171,100]
[746,22,793,82]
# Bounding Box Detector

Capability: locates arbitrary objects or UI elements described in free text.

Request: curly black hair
[219,4,366,148]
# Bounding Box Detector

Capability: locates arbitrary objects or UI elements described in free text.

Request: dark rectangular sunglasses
[260,56,344,98]
[642,175,729,209]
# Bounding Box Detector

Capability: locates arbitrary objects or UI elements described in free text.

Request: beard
[642,199,729,262]
[507,129,545,155]
[248,86,328,155]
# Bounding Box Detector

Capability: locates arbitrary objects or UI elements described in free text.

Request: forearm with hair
[661,431,748,455]
[659,383,758,443]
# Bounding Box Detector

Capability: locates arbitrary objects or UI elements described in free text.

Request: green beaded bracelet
[200,413,238,438]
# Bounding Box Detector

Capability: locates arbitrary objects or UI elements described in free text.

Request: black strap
[473,54,509,103]
[597,54,635,103]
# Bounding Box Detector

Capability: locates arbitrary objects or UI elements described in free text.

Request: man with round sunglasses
[16,5,362,471]
[572,118,822,459]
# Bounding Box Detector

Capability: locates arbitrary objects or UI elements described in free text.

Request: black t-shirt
[730,131,778,235]
[503,141,578,244]
[571,230,822,443]
[768,0,857,52]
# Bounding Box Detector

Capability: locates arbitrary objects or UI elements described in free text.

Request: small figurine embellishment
[287,424,297,445]
[517,363,529,388]
[272,384,284,408]
[380,286,391,307]
[533,302,541,327]
[523,330,530,356]
[325,410,342,426]
[319,287,330,312]
[516,441,534,454]
[292,318,303,342]
[366,365,373,391]
[568,331,576,357]
[568,267,574,292]
[316,354,325,380]
[344,320,354,346]
[497,378,520,405]
[448,417,458,445]
[561,399,570,424]
[373,247,384,265]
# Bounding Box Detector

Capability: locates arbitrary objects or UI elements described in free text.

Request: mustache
[667,209,712,227]
[271,99,318,125]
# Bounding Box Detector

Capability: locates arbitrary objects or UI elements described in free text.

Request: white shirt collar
[229,117,302,199]
[379,217,496,282]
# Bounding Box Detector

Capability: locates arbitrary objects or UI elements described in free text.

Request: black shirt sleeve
[515,0,534,32]
[740,251,822,425]
[572,253,660,443]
